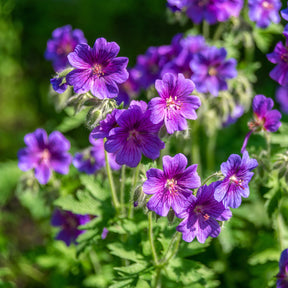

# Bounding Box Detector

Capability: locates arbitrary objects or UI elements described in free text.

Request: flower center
[262,1,273,10]
[40,149,50,164]
[165,178,178,194]
[198,0,210,7]
[248,114,266,131]
[194,205,210,221]
[166,96,181,111]
[208,66,218,76]
[127,129,141,144]
[92,64,104,77]
[281,52,288,63]
[56,42,74,55]
[229,175,244,189]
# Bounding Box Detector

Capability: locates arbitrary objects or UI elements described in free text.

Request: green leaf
[248,249,280,265]
[109,279,134,288]
[265,187,282,218]
[54,190,101,215]
[56,108,87,133]
[114,262,147,275]
[107,242,144,262]
[80,174,109,201]
[135,279,150,288]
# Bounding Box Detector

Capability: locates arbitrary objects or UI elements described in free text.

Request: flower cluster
[167,0,243,24]
[143,152,257,243]
[18,129,72,185]
[51,209,90,246]
[45,25,87,72]
[132,34,237,97]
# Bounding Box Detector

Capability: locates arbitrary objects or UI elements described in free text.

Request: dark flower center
[63,215,79,230]
[194,205,210,221]
[281,52,288,63]
[127,129,141,144]
[198,0,210,7]
[166,96,181,111]
[56,42,74,55]
[92,64,105,77]
[165,178,178,194]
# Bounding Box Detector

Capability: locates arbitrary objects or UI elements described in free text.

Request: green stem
[120,165,126,216]
[154,268,162,288]
[206,131,217,173]
[190,120,202,178]
[104,149,120,214]
[203,21,210,39]
[128,163,141,218]
[213,23,224,41]
[265,132,271,159]
[201,171,222,186]
[148,212,159,266]
[160,232,181,265]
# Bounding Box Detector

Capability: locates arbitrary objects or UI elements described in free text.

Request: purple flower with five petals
[241,95,282,152]
[45,25,87,72]
[214,151,258,209]
[248,0,281,28]
[66,37,129,99]
[277,248,288,288]
[18,129,72,185]
[190,46,237,96]
[51,209,90,246]
[104,101,165,167]
[176,183,232,243]
[143,153,201,216]
[267,39,288,86]
[149,73,201,134]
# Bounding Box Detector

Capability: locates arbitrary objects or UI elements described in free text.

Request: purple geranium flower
[45,25,87,72]
[190,46,237,96]
[176,183,232,243]
[214,151,258,209]
[267,39,288,86]
[66,37,129,99]
[167,0,243,24]
[276,86,288,114]
[104,101,165,167]
[281,2,288,20]
[241,95,282,152]
[51,209,90,246]
[148,73,201,134]
[73,137,121,174]
[248,0,281,28]
[18,129,72,185]
[277,248,288,288]
[50,76,68,94]
[143,153,201,216]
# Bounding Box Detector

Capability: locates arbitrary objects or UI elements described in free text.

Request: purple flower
[241,95,282,152]
[45,25,87,72]
[104,101,165,168]
[276,86,288,114]
[50,76,68,93]
[90,109,123,140]
[281,2,288,20]
[51,209,90,246]
[248,0,281,28]
[190,46,237,96]
[277,249,288,288]
[267,41,288,86]
[167,0,243,24]
[18,129,72,185]
[214,151,258,209]
[66,37,129,99]
[148,73,201,134]
[143,153,201,216]
[176,183,232,243]
[161,35,207,78]
[101,227,109,239]
[222,105,244,127]
[73,137,121,174]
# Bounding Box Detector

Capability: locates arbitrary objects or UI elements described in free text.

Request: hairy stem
[128,163,140,218]
[148,212,159,266]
